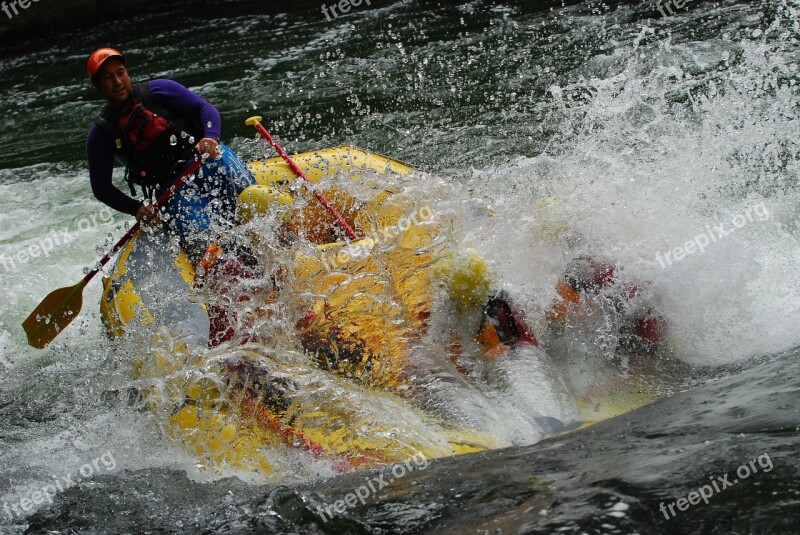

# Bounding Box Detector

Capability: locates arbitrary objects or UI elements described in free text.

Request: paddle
[245,116,359,240]
[22,157,203,349]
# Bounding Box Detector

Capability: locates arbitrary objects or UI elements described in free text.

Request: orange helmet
[87,47,125,82]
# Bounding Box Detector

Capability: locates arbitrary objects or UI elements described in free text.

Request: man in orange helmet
[85,47,255,264]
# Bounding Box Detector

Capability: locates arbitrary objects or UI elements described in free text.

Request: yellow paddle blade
[22,280,87,349]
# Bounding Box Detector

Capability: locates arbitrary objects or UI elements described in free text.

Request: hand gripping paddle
[22,158,203,349]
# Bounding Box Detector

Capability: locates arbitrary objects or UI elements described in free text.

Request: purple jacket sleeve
[86,124,141,217]
[148,79,222,140]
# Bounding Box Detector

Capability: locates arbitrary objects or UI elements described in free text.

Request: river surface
[1,0,799,533]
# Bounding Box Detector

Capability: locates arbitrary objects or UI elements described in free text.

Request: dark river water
[1,0,799,533]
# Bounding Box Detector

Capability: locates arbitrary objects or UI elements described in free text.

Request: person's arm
[147,79,222,140]
[87,125,142,217]
[148,79,223,158]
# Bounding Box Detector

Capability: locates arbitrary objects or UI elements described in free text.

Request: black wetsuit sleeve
[86,124,142,217]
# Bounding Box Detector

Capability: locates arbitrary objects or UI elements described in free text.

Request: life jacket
[94,82,203,197]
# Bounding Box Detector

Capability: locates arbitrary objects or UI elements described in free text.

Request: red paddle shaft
[82,158,203,285]
[245,117,358,240]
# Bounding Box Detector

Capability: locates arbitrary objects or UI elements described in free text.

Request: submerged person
[85,47,255,265]
[547,255,665,354]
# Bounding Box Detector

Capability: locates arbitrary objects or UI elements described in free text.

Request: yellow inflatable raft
[101,147,509,475]
[100,146,658,476]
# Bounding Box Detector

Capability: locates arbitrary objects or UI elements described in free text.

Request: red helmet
[87,47,125,82]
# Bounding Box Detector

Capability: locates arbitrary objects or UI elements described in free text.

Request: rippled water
[1,0,799,533]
